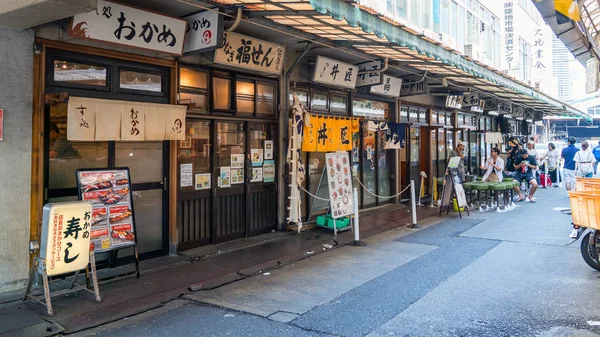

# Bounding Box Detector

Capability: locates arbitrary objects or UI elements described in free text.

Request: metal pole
[407,180,421,228]
[350,187,366,246]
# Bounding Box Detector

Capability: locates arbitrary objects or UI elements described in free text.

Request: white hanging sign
[370,75,402,97]
[70,0,187,56]
[67,98,96,141]
[214,32,286,75]
[586,57,600,94]
[462,92,479,107]
[40,201,93,276]
[183,9,222,54]
[312,56,358,89]
[499,101,513,114]
[355,60,383,87]
[445,94,463,109]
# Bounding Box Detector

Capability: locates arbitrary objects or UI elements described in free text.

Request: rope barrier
[298,177,414,203]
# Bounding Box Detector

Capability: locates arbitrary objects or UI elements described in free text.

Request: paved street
[72,187,600,337]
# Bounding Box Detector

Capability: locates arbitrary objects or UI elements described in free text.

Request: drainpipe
[226,7,242,32]
[280,41,311,230]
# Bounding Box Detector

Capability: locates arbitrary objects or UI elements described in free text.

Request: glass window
[257,83,275,115]
[377,130,390,199]
[180,68,207,89]
[421,0,432,30]
[441,0,449,35]
[400,106,409,123]
[116,142,163,184]
[353,99,389,120]
[53,60,107,86]
[419,109,428,123]
[120,70,162,92]
[290,89,308,107]
[312,91,328,111]
[331,94,348,114]
[409,108,419,122]
[362,129,377,206]
[178,121,211,191]
[180,92,207,113]
[213,77,232,110]
[249,123,275,184]
[410,0,419,26]
[450,1,457,38]
[396,0,407,19]
[457,4,466,48]
[217,122,244,187]
[236,80,255,114]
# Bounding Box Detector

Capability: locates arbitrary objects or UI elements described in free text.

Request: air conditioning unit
[439,33,457,50]
[464,44,482,60]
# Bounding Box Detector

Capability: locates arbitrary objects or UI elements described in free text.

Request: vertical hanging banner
[355,60,383,87]
[120,105,145,141]
[183,9,222,54]
[312,56,358,89]
[67,98,96,141]
[502,0,520,70]
[41,201,93,276]
[325,152,354,219]
[70,0,187,56]
[214,31,286,75]
[95,103,122,141]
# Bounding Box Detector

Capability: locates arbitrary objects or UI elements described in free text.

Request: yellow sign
[555,0,581,23]
[301,114,360,152]
[41,202,93,277]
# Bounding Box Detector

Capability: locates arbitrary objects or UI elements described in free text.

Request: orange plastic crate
[568,191,600,230]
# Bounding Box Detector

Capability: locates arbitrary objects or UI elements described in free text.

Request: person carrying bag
[574,141,596,178]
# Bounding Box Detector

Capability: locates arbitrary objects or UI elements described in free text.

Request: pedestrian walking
[561,137,579,191]
[574,140,596,178]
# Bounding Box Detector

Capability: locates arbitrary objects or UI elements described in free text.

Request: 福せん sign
[183,9,222,54]
[312,56,358,89]
[70,0,187,56]
[214,32,285,75]
[41,202,93,276]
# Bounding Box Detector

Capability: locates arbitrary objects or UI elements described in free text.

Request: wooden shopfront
[176,66,279,250]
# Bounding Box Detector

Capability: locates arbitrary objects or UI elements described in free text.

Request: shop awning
[204,0,591,121]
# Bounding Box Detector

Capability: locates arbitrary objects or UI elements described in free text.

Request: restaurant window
[353,99,389,120]
[409,108,419,122]
[331,94,348,114]
[180,67,208,113]
[217,122,244,187]
[236,80,255,114]
[257,83,275,115]
[53,60,108,87]
[312,91,329,111]
[119,70,162,92]
[178,121,211,192]
[290,89,308,107]
[213,77,232,110]
[418,109,427,123]
[400,106,409,123]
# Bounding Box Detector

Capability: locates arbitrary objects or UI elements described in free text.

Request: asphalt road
[73,188,600,337]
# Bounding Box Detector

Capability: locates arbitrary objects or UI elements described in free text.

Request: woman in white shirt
[542,142,561,186]
[480,147,504,182]
[574,141,596,178]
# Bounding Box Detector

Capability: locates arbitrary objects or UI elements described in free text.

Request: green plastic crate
[316,215,350,229]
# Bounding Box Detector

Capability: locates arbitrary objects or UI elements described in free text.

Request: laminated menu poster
[263,160,275,182]
[325,152,354,219]
[76,168,137,253]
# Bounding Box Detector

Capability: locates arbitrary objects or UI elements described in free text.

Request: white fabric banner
[95,102,121,141]
[121,105,145,141]
[165,106,187,140]
[67,97,96,141]
[144,105,166,141]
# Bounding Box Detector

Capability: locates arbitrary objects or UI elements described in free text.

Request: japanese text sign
[370,75,402,97]
[41,201,93,276]
[0,109,3,141]
[462,92,479,107]
[586,57,600,94]
[183,9,222,54]
[67,96,186,141]
[502,0,520,70]
[355,60,383,87]
[70,0,187,56]
[532,26,550,88]
[76,169,137,253]
[312,56,358,89]
[445,94,463,109]
[499,101,513,114]
[400,77,427,96]
[302,115,359,152]
[214,32,285,75]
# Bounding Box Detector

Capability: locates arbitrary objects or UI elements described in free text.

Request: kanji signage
[502,0,520,70]
[76,168,137,253]
[183,9,222,54]
[370,75,402,97]
[400,77,427,96]
[355,60,383,87]
[214,31,285,75]
[302,115,360,152]
[70,0,187,56]
[499,101,513,114]
[40,201,93,276]
[67,96,187,141]
[312,56,359,89]
[0,109,3,141]
[532,26,551,90]
[586,57,600,94]
[445,94,463,109]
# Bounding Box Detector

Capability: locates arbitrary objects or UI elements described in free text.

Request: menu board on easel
[76,168,138,253]
[325,152,354,219]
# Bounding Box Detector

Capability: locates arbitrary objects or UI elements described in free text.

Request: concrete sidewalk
[0,203,438,337]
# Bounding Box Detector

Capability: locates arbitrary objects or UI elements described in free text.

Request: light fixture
[129,152,134,157]
[62,62,68,69]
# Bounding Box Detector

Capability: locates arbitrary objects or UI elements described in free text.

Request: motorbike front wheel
[580,231,600,271]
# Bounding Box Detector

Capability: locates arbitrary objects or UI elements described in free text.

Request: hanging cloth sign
[485,132,503,144]
[367,121,389,132]
[301,114,359,152]
[384,122,407,150]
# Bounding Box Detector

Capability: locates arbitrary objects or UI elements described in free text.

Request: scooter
[566,209,600,271]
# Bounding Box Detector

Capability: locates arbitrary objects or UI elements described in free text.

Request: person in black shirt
[504,137,521,178]
[512,149,538,202]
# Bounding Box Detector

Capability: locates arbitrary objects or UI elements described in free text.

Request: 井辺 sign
[312,56,359,89]
[70,0,187,56]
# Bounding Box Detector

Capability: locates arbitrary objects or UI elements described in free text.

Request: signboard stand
[24,251,101,317]
[438,167,470,219]
[76,168,141,279]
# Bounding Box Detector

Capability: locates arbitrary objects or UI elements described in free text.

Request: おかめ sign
[41,202,93,276]
[183,9,222,54]
[214,32,286,75]
[70,0,187,56]
[312,56,359,89]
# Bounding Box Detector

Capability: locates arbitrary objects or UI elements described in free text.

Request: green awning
[309,0,591,121]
